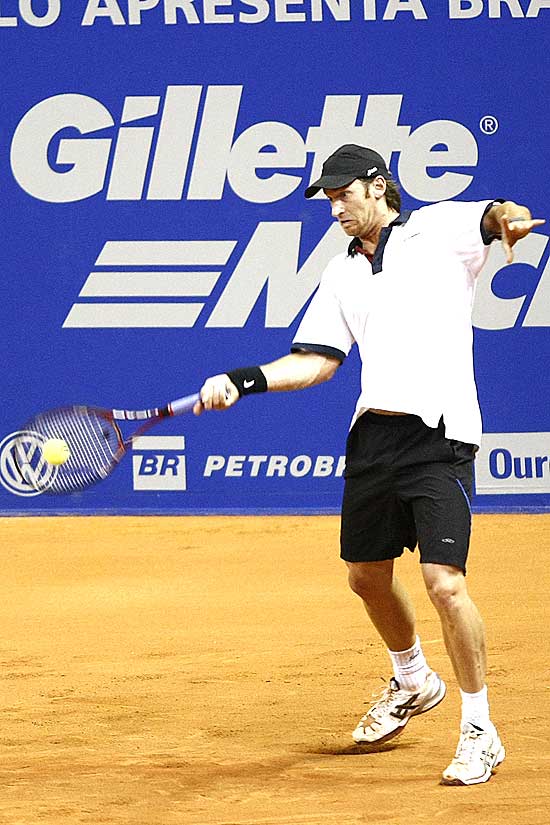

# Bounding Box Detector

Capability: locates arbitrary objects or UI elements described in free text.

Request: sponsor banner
[1,6,549,513]
[476,433,550,495]
[132,436,187,491]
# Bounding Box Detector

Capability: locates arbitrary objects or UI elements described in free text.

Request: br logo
[131,436,187,491]
[0,431,57,497]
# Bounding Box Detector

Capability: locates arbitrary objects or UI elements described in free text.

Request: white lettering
[311,0,350,21]
[522,249,550,327]
[187,85,242,199]
[73,0,550,24]
[384,0,427,19]
[20,0,61,26]
[448,0,483,17]
[10,88,481,204]
[489,0,525,17]
[108,98,160,200]
[226,455,247,476]
[248,455,269,475]
[306,95,410,197]
[11,94,114,203]
[204,455,226,475]
[398,119,478,202]
[206,221,344,328]
[290,455,312,477]
[275,0,306,22]
[239,0,270,21]
[228,122,305,203]
[449,0,550,15]
[0,4,17,25]
[473,233,549,329]
[363,0,375,18]
[267,456,289,476]
[1,0,61,25]
[313,456,334,476]
[164,0,200,23]
[82,0,127,25]
[64,223,550,331]
[147,86,201,200]
[202,454,345,477]
[526,0,550,16]
[128,0,160,25]
[204,0,234,22]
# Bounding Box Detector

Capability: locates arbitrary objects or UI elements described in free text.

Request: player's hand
[194,374,240,414]
[499,213,545,264]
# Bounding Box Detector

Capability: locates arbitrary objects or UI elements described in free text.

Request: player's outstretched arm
[482,201,545,263]
[194,352,340,414]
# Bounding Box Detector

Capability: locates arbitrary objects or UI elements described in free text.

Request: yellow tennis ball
[42,438,71,466]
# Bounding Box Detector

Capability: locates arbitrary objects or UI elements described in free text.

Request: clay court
[0,513,548,825]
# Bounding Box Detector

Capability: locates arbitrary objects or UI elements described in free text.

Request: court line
[189,814,361,825]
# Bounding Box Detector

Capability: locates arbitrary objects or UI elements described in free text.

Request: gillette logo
[11,86,481,204]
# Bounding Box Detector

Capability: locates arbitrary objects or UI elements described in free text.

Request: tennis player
[195,144,545,786]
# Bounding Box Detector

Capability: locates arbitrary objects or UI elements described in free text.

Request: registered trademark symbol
[479,115,499,135]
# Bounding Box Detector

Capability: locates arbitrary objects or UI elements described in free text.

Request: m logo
[0,431,57,497]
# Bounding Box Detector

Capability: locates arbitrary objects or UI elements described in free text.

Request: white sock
[460,685,492,731]
[388,636,429,691]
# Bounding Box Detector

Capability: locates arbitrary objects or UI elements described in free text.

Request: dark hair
[358,177,401,212]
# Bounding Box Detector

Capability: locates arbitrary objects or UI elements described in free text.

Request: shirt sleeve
[421,200,496,278]
[291,260,355,362]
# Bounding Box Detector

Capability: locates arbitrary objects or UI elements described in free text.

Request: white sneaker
[352,671,446,745]
[441,722,505,786]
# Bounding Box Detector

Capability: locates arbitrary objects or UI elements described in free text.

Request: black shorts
[340,412,476,572]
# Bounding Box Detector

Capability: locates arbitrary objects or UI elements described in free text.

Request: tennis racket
[12,392,200,495]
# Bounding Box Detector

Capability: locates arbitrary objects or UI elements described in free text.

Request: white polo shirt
[291,200,495,446]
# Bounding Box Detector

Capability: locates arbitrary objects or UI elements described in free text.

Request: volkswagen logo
[0,431,58,496]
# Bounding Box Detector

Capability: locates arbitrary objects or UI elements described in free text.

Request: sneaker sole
[353,677,447,745]
[440,743,506,786]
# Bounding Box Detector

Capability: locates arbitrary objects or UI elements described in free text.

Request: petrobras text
[12,87,483,204]
[475,433,550,495]
[2,1,549,28]
[62,225,550,329]
[204,454,346,478]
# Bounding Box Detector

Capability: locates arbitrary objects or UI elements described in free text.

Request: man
[194,144,544,785]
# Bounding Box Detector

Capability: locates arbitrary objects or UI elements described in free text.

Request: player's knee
[347,567,368,599]
[346,562,391,604]
[424,570,465,615]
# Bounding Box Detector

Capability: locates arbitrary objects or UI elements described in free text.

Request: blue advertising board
[1,1,549,514]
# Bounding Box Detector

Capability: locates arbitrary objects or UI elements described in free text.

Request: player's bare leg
[421,563,485,692]
[346,559,416,651]
[421,563,505,785]
[347,560,446,745]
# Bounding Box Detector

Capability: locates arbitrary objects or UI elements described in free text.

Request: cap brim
[304,173,357,199]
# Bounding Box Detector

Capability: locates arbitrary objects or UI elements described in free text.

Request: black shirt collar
[347,210,413,268]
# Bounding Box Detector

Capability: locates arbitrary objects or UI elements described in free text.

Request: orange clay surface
[0,514,549,825]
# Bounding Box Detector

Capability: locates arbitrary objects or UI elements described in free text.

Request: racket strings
[20,407,122,493]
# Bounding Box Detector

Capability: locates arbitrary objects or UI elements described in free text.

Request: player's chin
[339,221,355,235]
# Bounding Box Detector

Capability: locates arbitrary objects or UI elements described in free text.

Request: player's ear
[371,176,387,199]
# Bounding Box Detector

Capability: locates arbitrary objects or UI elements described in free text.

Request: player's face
[324,179,377,239]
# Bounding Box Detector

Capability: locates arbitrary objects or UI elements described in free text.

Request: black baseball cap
[305,144,392,198]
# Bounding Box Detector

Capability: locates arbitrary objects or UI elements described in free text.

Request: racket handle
[168,392,201,417]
